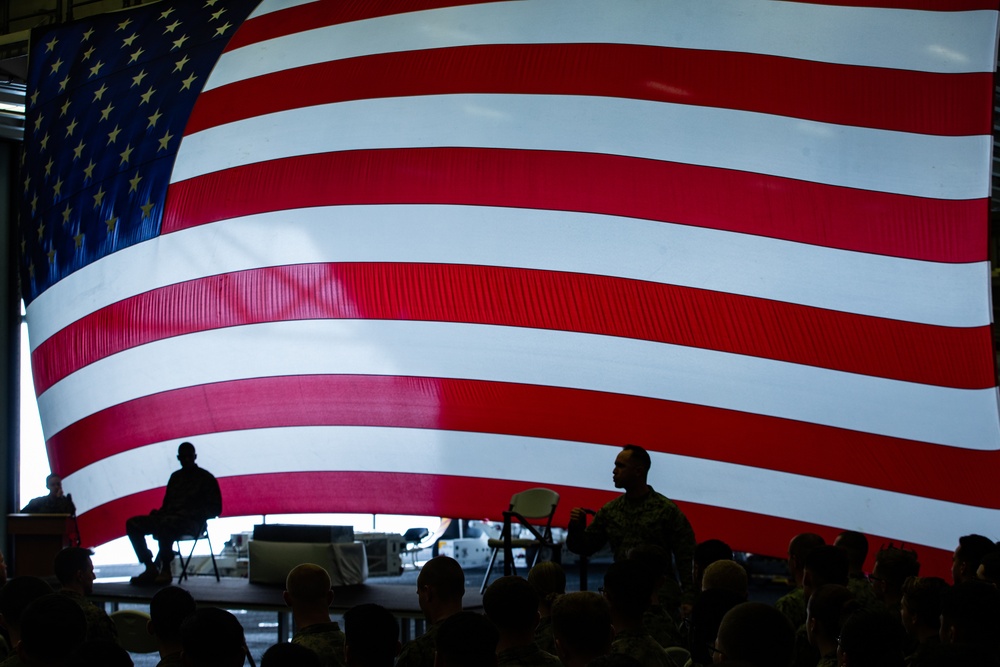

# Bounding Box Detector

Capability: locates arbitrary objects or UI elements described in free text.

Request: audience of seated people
[528,561,566,655]
[483,575,561,666]
[282,563,346,667]
[776,533,825,631]
[551,591,614,667]
[601,561,677,667]
[832,532,876,609]
[53,548,117,644]
[871,545,921,615]
[626,545,685,649]
[343,603,400,667]
[148,585,196,667]
[396,556,465,667]
[2,529,999,667]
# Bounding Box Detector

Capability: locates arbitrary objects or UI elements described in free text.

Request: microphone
[66,493,76,513]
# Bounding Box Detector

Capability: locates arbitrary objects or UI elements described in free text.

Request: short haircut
[417,556,465,601]
[716,602,795,667]
[900,576,948,631]
[150,585,197,643]
[835,531,869,569]
[285,563,332,604]
[874,546,920,594]
[54,546,93,585]
[803,545,849,587]
[978,551,1000,584]
[806,584,856,641]
[688,588,744,666]
[701,559,748,597]
[625,544,671,578]
[527,561,565,606]
[837,609,905,667]
[180,607,248,667]
[0,576,54,629]
[483,576,539,633]
[940,579,1000,648]
[789,533,825,562]
[435,611,499,667]
[956,534,996,570]
[178,441,196,457]
[19,593,88,665]
[261,642,322,667]
[693,539,734,568]
[551,592,612,658]
[622,444,651,471]
[603,560,654,615]
[344,603,399,667]
[46,473,61,485]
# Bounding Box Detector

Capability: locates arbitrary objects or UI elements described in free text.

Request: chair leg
[480,546,500,594]
[206,532,220,582]
[180,537,200,582]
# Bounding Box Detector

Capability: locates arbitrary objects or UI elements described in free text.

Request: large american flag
[19,0,1000,576]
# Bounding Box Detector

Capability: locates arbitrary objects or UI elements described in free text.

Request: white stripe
[220,0,997,93]
[64,428,1000,550]
[172,94,990,201]
[38,319,1000,449]
[248,0,318,19]
[24,205,990,348]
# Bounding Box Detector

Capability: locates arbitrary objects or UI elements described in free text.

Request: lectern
[6,513,75,577]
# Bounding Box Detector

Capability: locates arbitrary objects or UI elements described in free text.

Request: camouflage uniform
[0,653,23,667]
[59,590,117,643]
[566,487,696,609]
[775,586,806,630]
[395,621,440,667]
[847,573,877,610]
[497,643,562,666]
[817,651,838,667]
[534,615,557,655]
[292,621,347,667]
[611,629,680,667]
[643,603,683,649]
[21,494,74,513]
[126,463,222,568]
[790,623,819,667]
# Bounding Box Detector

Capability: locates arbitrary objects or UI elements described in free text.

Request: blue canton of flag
[19,0,259,304]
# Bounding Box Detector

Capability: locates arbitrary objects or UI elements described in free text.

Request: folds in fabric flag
[18,0,1000,576]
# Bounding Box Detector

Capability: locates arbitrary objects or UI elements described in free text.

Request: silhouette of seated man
[21,474,75,514]
[126,442,222,585]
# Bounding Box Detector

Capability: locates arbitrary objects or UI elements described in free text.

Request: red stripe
[48,376,1000,509]
[188,44,991,137]
[77,472,956,579]
[162,148,986,263]
[228,0,998,54]
[30,264,994,394]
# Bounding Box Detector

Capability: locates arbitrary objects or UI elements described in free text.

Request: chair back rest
[510,488,559,521]
[110,609,159,653]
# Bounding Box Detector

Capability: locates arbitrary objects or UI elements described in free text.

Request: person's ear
[282,591,292,607]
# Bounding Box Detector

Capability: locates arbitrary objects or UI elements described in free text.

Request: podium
[6,514,75,577]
